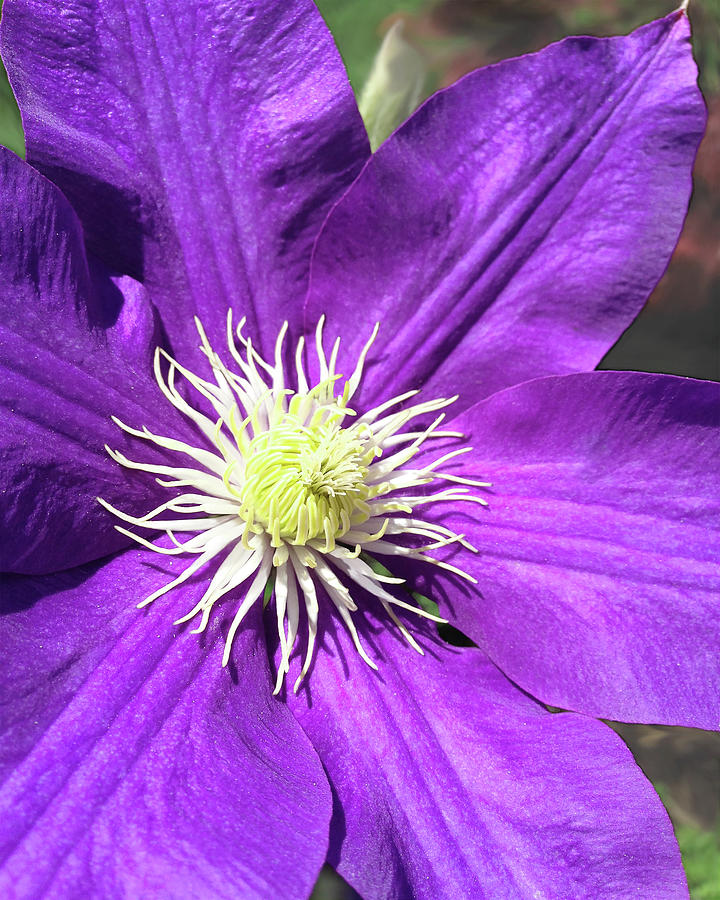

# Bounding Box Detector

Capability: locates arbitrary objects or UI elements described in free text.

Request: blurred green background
[1,1,718,897]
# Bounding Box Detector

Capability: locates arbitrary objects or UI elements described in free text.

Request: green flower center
[239,417,372,545]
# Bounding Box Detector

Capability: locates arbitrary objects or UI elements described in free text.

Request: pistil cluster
[101,313,488,691]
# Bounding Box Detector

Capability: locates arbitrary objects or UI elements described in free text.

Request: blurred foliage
[311,865,361,900]
[315,0,426,90]
[613,726,720,899]
[678,822,720,900]
[0,59,23,156]
[651,785,720,900]
[0,0,22,155]
[401,0,720,96]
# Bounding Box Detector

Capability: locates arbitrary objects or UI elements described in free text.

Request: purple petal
[305,13,704,411]
[0,149,186,575]
[1,0,369,359]
[0,548,331,898]
[285,615,686,899]
[430,371,720,730]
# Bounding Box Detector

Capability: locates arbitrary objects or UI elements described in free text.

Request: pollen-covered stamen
[100,313,490,692]
[239,418,371,547]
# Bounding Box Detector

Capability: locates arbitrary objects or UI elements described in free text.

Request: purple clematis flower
[1,1,718,897]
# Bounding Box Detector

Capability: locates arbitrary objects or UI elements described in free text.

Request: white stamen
[100,314,489,687]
